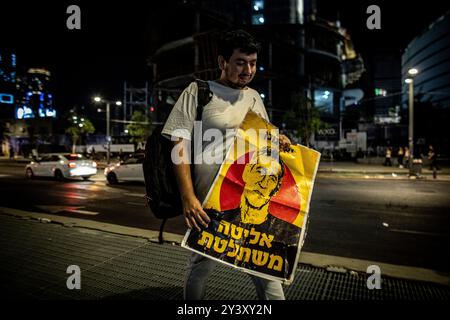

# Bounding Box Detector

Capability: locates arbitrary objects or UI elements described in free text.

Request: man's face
[219,49,257,88]
[242,155,281,209]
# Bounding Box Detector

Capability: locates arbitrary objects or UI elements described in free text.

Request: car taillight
[68,162,77,168]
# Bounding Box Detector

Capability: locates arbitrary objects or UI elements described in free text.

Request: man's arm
[172,138,210,231]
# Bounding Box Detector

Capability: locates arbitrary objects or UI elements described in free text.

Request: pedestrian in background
[383,147,392,166]
[404,146,410,168]
[428,144,439,179]
[397,147,404,168]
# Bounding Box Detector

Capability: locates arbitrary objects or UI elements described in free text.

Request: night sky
[1,0,449,114]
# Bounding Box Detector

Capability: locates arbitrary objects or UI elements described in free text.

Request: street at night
[1,160,448,274]
[1,0,450,304]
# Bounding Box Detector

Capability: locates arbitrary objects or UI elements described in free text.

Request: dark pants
[384,158,392,166]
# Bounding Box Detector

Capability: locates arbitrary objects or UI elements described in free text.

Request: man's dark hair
[218,29,261,61]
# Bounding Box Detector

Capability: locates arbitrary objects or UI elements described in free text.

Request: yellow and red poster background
[182,111,320,284]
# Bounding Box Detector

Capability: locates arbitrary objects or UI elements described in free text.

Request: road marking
[124,193,146,198]
[126,202,144,206]
[36,205,79,213]
[89,177,106,181]
[63,194,89,200]
[66,208,99,215]
[389,228,448,238]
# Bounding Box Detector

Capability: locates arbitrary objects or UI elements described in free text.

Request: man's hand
[279,134,292,152]
[171,138,210,232]
[182,193,211,232]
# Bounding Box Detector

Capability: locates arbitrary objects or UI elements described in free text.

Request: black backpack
[143,79,212,243]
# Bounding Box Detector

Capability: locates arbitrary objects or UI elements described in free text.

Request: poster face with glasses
[182,111,321,284]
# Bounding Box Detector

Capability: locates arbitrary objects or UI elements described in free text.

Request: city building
[0,55,58,157]
[360,49,404,150]
[147,0,364,149]
[15,68,56,120]
[402,10,450,156]
[0,51,16,118]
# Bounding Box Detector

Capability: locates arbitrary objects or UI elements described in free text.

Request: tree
[65,117,95,153]
[126,111,153,144]
[282,93,325,147]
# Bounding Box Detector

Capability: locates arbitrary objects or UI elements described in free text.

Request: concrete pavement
[1,207,449,300]
[317,161,450,181]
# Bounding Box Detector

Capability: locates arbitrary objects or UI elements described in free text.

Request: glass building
[402,11,450,108]
[15,68,56,120]
[0,51,16,108]
[402,10,450,155]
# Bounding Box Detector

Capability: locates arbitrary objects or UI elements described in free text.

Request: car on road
[25,153,97,181]
[104,153,145,184]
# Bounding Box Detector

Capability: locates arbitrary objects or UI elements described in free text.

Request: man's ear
[218,55,226,71]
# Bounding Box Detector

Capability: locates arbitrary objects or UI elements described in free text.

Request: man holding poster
[162,29,319,300]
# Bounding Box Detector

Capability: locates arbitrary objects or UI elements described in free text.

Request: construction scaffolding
[121,82,150,135]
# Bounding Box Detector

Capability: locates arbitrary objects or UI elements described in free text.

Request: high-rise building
[15,68,56,120]
[402,10,450,155]
[0,51,16,110]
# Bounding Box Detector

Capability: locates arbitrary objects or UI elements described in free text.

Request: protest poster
[182,110,320,284]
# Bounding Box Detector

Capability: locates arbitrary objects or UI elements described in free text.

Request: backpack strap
[195,79,212,121]
[156,80,211,245]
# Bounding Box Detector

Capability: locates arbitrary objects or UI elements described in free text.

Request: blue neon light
[0,93,14,104]
[46,109,56,118]
[16,106,35,119]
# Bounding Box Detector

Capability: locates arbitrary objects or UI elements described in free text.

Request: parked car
[104,153,145,184]
[25,153,97,181]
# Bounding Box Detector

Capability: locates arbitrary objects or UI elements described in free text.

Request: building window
[252,0,264,11]
[252,14,265,25]
[314,89,334,114]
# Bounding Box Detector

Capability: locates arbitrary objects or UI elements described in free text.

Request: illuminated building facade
[0,51,16,110]
[401,11,450,155]
[15,68,56,120]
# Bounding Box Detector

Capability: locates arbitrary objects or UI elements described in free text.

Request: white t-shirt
[162,80,269,203]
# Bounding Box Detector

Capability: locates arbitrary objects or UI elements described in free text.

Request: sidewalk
[1,212,449,300]
[317,161,450,181]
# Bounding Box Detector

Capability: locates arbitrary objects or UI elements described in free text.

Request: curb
[0,206,184,244]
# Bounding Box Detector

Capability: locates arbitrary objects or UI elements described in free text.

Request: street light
[408,68,418,76]
[405,67,419,172]
[93,96,123,164]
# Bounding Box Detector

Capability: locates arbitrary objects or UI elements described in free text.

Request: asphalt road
[0,161,449,273]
